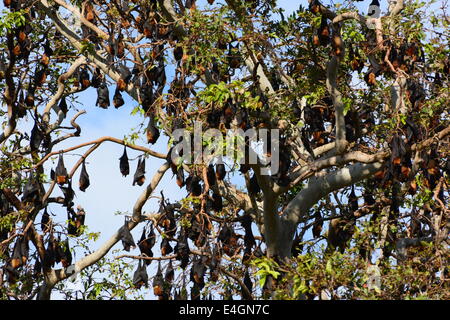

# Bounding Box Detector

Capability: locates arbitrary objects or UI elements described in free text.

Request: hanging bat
[318,17,330,46]
[119,146,130,177]
[24,88,35,107]
[43,236,56,269]
[174,229,190,269]
[312,212,323,238]
[153,262,166,298]
[11,237,24,269]
[309,0,322,14]
[78,66,91,89]
[211,191,222,212]
[85,2,95,22]
[21,174,40,203]
[176,167,185,188]
[55,153,68,185]
[133,157,146,186]
[59,180,75,207]
[41,207,50,233]
[186,174,202,196]
[67,207,78,236]
[91,67,102,88]
[165,260,174,283]
[248,173,261,195]
[206,164,216,186]
[215,162,226,181]
[58,96,68,114]
[242,270,253,299]
[118,217,136,251]
[241,214,255,248]
[190,256,206,287]
[138,226,155,265]
[41,40,53,66]
[79,160,90,192]
[218,224,232,244]
[117,64,132,91]
[332,32,344,57]
[140,80,154,112]
[60,238,72,268]
[174,45,183,62]
[146,115,160,144]
[113,87,125,108]
[160,237,173,256]
[133,260,148,289]
[30,120,43,151]
[96,82,110,109]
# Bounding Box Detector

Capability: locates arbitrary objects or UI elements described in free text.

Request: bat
[215,162,226,180]
[59,180,75,207]
[348,185,359,212]
[241,214,255,248]
[67,206,85,237]
[55,153,68,185]
[318,17,330,46]
[138,226,155,265]
[58,97,68,114]
[174,46,183,62]
[113,87,124,108]
[312,212,323,238]
[174,229,190,269]
[218,224,232,244]
[206,164,216,186]
[176,167,185,188]
[91,67,102,88]
[96,82,110,109]
[248,173,261,195]
[67,208,78,236]
[331,33,344,57]
[41,40,53,66]
[43,236,56,269]
[133,260,148,289]
[228,44,241,69]
[41,207,50,233]
[140,80,154,112]
[85,2,95,22]
[211,191,222,212]
[60,238,72,268]
[153,261,165,296]
[119,146,130,177]
[185,174,202,196]
[117,64,132,91]
[190,256,206,287]
[165,261,174,283]
[146,115,160,144]
[11,237,24,269]
[79,66,91,89]
[160,237,173,256]
[21,174,40,203]
[118,217,136,251]
[132,157,146,186]
[79,160,90,192]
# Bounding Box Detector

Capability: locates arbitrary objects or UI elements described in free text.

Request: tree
[0,0,449,300]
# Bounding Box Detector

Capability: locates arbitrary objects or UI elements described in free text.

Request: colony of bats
[0,0,448,300]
